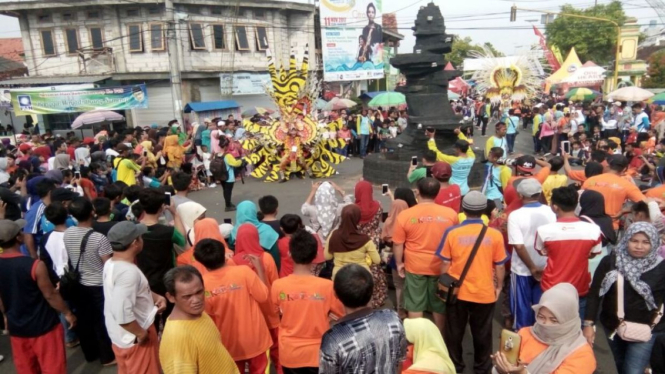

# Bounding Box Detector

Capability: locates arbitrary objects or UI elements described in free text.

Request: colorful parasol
[647,92,665,105]
[607,86,654,102]
[367,92,406,108]
[565,87,601,101]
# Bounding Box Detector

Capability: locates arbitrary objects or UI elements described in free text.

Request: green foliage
[447,36,504,68]
[643,50,665,88]
[545,0,626,65]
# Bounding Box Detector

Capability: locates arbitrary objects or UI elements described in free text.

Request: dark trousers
[476,114,483,128]
[533,135,541,154]
[220,181,234,207]
[71,284,115,364]
[283,367,318,374]
[481,117,489,136]
[506,133,516,153]
[444,300,495,374]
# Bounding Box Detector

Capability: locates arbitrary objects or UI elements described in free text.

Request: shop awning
[0,75,111,86]
[183,100,240,113]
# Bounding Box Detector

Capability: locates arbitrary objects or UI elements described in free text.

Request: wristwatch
[582,321,595,327]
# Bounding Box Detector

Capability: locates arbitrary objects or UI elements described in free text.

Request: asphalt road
[0,128,618,374]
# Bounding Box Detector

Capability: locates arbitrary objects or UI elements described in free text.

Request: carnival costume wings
[469,46,543,104]
[241,44,346,182]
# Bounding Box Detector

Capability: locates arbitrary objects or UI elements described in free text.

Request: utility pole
[165,0,184,127]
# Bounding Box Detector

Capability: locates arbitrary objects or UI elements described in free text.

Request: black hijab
[394,187,417,208]
[579,190,617,245]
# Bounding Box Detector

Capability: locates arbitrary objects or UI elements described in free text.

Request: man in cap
[0,219,76,373]
[427,127,475,195]
[582,155,646,229]
[436,191,508,373]
[103,222,166,374]
[507,178,556,330]
[393,178,458,333]
[113,143,143,186]
[431,161,461,213]
[502,155,551,211]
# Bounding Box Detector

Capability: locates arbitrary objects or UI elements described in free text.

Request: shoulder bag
[613,273,664,342]
[437,225,488,305]
[59,230,94,300]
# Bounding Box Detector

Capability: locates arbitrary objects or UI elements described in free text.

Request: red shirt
[534,217,602,296]
[277,234,325,278]
[434,184,461,213]
[79,178,97,199]
[66,146,76,161]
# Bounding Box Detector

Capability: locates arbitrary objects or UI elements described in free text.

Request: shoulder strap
[458,225,488,286]
[74,230,94,273]
[617,272,625,320]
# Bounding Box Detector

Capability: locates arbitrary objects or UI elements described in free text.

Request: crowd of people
[2,93,665,374]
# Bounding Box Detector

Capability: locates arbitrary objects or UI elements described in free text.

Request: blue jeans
[335,145,348,157]
[578,296,587,323]
[506,133,516,153]
[360,134,370,157]
[533,135,540,153]
[59,301,78,343]
[605,326,659,374]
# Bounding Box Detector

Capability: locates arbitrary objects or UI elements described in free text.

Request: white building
[0,0,316,129]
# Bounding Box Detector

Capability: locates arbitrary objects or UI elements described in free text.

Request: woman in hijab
[403,318,455,374]
[492,283,596,374]
[141,140,159,170]
[176,218,228,273]
[584,222,665,374]
[163,132,188,169]
[232,223,281,371]
[354,180,387,307]
[301,181,343,242]
[382,188,413,318]
[579,190,617,277]
[229,200,280,271]
[52,151,71,170]
[394,187,418,208]
[0,157,10,185]
[325,205,381,304]
[176,201,206,244]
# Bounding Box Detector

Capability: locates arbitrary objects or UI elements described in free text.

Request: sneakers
[209,183,217,188]
[225,205,237,212]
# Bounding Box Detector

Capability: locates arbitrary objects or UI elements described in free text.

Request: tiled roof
[0,38,24,63]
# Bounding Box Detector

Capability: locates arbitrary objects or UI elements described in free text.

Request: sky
[0,0,659,58]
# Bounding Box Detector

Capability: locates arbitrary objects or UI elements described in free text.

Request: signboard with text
[220,73,271,95]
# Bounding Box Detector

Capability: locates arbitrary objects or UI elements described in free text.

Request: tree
[643,50,665,88]
[545,1,626,65]
[447,36,504,68]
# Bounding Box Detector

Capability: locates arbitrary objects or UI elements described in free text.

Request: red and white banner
[533,26,561,71]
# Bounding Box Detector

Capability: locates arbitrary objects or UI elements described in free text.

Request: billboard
[220,73,271,95]
[10,84,148,116]
[320,0,384,82]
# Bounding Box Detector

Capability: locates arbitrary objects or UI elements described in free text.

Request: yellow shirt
[542,174,568,205]
[160,312,239,374]
[324,237,380,279]
[458,213,489,225]
[113,157,140,186]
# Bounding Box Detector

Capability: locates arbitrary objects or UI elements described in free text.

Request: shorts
[404,271,446,314]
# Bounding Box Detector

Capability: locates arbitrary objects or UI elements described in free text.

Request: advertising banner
[220,73,271,95]
[320,0,384,82]
[10,84,148,116]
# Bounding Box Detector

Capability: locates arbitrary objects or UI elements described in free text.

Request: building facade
[0,0,316,129]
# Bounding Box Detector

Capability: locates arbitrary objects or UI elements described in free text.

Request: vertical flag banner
[533,26,561,72]
[320,0,385,82]
[10,84,149,115]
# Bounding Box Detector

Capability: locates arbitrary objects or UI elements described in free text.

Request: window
[87,10,100,19]
[255,9,266,19]
[126,8,140,17]
[62,11,76,21]
[40,30,56,56]
[188,6,201,15]
[189,23,206,50]
[65,28,80,55]
[150,23,165,51]
[88,27,104,50]
[235,26,250,51]
[127,24,143,52]
[255,26,268,50]
[148,7,162,15]
[211,7,222,15]
[37,13,52,23]
[212,24,226,50]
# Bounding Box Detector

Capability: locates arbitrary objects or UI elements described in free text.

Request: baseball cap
[18,143,31,152]
[462,191,487,211]
[0,219,26,244]
[83,137,95,145]
[217,121,226,127]
[116,143,129,153]
[51,188,80,202]
[516,178,542,197]
[515,155,536,173]
[107,221,148,250]
[431,162,452,181]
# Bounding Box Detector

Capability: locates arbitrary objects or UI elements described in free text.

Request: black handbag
[59,230,93,300]
[437,225,488,305]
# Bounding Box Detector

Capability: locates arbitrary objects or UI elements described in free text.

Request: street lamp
[510,5,621,88]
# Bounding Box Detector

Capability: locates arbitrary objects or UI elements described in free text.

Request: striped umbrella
[648,92,665,105]
[565,87,600,102]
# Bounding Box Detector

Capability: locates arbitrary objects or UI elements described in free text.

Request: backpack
[209,153,229,182]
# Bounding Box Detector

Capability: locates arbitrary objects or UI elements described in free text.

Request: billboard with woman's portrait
[320,0,384,82]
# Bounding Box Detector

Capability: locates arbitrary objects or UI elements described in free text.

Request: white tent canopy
[561,65,606,86]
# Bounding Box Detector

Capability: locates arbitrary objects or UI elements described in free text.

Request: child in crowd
[379,121,391,153]
[89,162,109,195]
[569,141,587,166]
[278,214,325,278]
[542,156,568,205]
[259,195,283,239]
[142,166,169,188]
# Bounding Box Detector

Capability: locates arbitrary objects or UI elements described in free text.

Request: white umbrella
[71,110,125,129]
[607,86,654,102]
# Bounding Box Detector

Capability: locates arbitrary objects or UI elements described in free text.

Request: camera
[496,158,516,166]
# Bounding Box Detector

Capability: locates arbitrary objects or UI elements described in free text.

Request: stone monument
[363,2,466,186]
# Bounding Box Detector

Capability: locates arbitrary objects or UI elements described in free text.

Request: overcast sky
[0,0,659,58]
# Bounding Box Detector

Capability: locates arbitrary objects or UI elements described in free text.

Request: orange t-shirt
[202,265,272,361]
[177,250,236,275]
[436,221,507,304]
[392,203,458,276]
[270,274,345,368]
[253,253,280,329]
[582,173,646,228]
[646,185,665,199]
[518,328,596,374]
[566,169,586,183]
